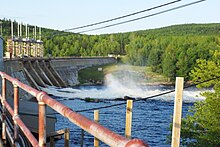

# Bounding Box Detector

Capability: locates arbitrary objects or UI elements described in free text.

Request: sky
[0,0,219,35]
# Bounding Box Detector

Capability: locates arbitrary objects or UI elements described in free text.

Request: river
[42,83,206,147]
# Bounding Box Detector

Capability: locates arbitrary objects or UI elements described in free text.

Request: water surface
[42,85,203,146]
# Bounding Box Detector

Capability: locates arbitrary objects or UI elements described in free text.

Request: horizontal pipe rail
[0,71,148,147]
[1,97,39,146]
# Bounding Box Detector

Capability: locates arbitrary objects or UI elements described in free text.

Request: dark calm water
[46,85,199,147]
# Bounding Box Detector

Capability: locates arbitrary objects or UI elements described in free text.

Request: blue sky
[0,0,219,34]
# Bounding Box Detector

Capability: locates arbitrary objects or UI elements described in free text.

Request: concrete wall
[50,57,116,86]
[3,57,117,99]
[4,60,33,100]
[50,57,116,68]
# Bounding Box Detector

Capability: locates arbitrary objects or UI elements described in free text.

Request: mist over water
[41,73,206,102]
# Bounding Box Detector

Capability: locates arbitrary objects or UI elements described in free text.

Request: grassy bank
[78,63,171,85]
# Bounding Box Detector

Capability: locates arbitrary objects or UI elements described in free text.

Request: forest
[1,18,220,146]
[1,18,220,81]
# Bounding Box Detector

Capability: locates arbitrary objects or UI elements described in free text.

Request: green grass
[78,66,105,84]
[78,63,170,85]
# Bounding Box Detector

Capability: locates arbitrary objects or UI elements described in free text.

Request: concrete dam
[4,57,117,100]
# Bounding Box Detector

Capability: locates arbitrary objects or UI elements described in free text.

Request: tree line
[1,19,220,146]
[42,23,220,81]
[1,18,220,81]
[168,50,220,146]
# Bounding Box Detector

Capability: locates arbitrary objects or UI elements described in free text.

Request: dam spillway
[3,57,117,100]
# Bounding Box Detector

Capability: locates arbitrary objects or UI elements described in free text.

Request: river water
[42,84,206,147]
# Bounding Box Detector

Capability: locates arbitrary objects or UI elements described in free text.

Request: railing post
[13,84,19,147]
[80,129,84,147]
[125,100,133,139]
[64,128,70,147]
[1,77,6,144]
[39,101,46,147]
[94,110,99,147]
[49,136,55,147]
[171,77,184,147]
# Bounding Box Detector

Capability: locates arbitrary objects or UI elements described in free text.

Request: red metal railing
[0,72,39,146]
[0,71,148,147]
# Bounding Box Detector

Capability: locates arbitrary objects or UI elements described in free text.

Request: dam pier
[4,57,116,100]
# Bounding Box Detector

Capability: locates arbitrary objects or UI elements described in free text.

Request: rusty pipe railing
[3,100,39,146]
[0,71,148,147]
[0,75,39,146]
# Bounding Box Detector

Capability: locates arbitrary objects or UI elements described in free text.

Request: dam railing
[0,71,148,147]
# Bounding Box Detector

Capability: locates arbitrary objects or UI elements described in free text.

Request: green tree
[162,46,176,81]
[179,50,220,146]
[148,48,162,72]
[176,50,189,78]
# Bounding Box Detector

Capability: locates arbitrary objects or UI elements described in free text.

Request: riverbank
[78,64,173,86]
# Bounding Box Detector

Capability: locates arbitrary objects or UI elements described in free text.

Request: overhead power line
[27,76,220,116]
[50,75,219,114]
[78,0,206,33]
[63,0,181,32]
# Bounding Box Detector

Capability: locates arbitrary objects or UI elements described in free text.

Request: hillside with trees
[1,18,220,81]
[166,50,220,146]
[2,18,220,146]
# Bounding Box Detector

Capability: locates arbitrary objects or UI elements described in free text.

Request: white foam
[40,73,208,102]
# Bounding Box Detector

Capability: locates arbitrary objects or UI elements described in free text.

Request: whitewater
[40,73,211,146]
[41,73,207,102]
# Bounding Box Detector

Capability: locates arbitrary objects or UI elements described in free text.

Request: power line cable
[63,0,181,32]
[76,102,127,113]
[59,76,220,113]
[78,0,206,34]
[128,77,220,135]
[52,77,219,139]
[35,75,220,115]
[137,75,220,101]
[50,0,182,37]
